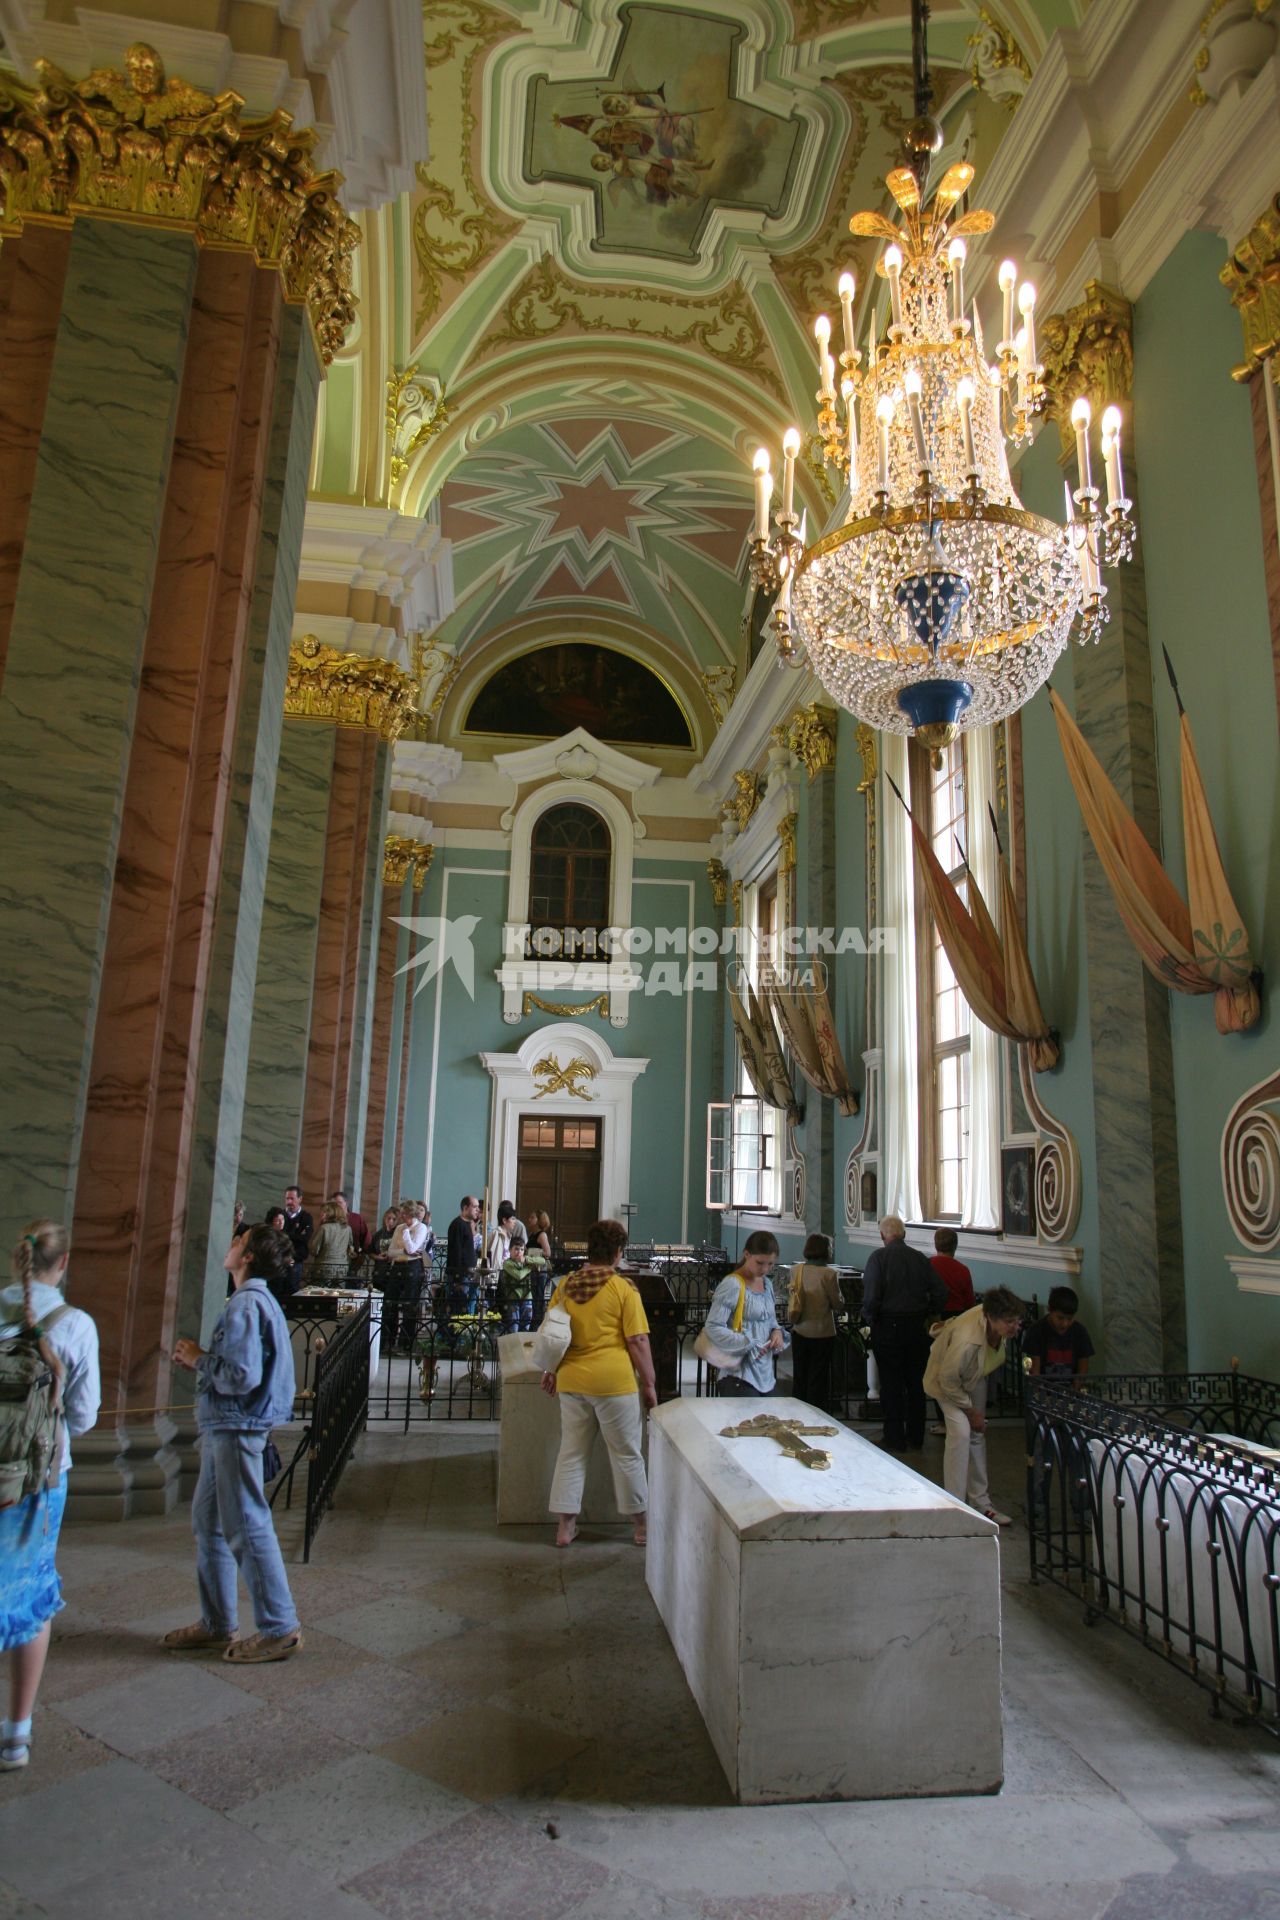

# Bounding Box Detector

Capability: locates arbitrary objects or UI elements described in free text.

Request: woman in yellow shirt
[540,1218,657,1549]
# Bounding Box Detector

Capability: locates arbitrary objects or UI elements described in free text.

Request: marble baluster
[0,222,197,1250]
[362,874,410,1212]
[175,308,321,1363]
[343,743,391,1203]
[1072,458,1187,1371]
[68,256,285,1515]
[300,729,384,1201]
[237,719,337,1212]
[0,225,71,688]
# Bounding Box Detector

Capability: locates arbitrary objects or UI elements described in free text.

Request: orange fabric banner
[1048,691,1258,1034]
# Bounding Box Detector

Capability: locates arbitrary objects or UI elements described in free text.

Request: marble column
[238,720,337,1210]
[0,225,71,687]
[362,866,413,1213]
[803,771,838,1234]
[298,731,390,1205]
[0,220,197,1247]
[1072,458,1186,1372]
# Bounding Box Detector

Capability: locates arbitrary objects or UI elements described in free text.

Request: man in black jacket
[446,1195,481,1313]
[282,1185,313,1292]
[861,1215,947,1452]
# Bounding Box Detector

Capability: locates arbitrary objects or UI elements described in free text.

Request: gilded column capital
[1221,194,1280,380]
[785,702,838,779]
[286,635,421,740]
[0,44,359,362]
[383,834,434,891]
[706,858,729,908]
[1038,281,1134,461]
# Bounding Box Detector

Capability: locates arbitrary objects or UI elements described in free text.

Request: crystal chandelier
[747,0,1136,761]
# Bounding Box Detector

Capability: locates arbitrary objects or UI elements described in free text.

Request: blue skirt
[0,1475,67,1649]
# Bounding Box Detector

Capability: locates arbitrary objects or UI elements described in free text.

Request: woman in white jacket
[923,1286,1024,1527]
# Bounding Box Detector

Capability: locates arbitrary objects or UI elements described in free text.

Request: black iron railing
[301,1299,370,1561]
[1027,1372,1280,1733]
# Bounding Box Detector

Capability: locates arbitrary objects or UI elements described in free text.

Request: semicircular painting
[464,644,693,749]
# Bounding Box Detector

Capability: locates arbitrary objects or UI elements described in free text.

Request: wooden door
[516,1113,603,1245]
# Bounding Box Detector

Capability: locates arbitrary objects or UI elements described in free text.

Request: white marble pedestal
[496,1333,647,1525]
[646,1396,1002,1803]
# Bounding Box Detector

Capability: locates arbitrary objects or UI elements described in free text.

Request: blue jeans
[192,1429,299,1638]
[503,1296,533,1332]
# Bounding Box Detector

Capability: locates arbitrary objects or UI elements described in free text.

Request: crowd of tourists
[0,1197,1089,1776]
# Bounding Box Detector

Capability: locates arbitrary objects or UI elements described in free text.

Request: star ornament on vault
[393,915,482,999]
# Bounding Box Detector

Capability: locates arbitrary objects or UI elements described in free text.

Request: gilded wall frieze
[967,8,1031,110]
[707,858,729,908]
[386,368,451,499]
[521,991,610,1020]
[0,45,358,362]
[1038,281,1134,460]
[787,0,877,41]
[384,835,435,890]
[477,255,784,398]
[412,0,520,329]
[785,703,838,779]
[853,721,877,795]
[1220,195,1280,380]
[702,665,737,728]
[286,635,421,740]
[725,769,762,832]
[778,812,797,875]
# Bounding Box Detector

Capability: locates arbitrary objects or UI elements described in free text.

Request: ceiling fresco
[313,0,1067,753]
[524,6,803,262]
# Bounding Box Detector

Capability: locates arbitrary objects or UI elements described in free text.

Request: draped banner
[1049,685,1259,1035]
[892,779,1060,1072]
[762,969,860,1116]
[727,973,798,1118]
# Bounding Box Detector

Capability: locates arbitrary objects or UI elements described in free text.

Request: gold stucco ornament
[0,44,359,362]
[383,836,435,892]
[286,636,421,741]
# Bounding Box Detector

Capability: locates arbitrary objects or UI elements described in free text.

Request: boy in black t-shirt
[1025,1286,1095,1379]
[1026,1287,1095,1523]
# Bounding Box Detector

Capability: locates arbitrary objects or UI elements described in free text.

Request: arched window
[529,803,612,946]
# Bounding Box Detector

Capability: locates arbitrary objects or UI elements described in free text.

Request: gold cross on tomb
[719,1413,839,1470]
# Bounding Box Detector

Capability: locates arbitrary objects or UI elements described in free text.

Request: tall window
[918,741,971,1219]
[528,803,611,941]
[731,874,784,1215]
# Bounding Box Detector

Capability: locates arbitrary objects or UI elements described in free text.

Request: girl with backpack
[0,1221,101,1772]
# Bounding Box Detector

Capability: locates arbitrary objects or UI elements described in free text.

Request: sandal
[222,1629,304,1664]
[161,1622,238,1653]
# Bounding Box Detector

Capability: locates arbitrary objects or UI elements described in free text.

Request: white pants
[941,1374,989,1510]
[549,1391,647,1517]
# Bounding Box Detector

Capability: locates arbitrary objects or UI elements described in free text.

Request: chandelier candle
[745,130,1137,744]
[752,448,773,542]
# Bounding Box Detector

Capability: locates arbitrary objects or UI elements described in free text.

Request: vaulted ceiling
[311,0,1079,751]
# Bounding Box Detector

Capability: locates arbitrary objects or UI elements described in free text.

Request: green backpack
[0,1305,68,1508]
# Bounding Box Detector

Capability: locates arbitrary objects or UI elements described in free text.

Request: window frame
[910,737,972,1223]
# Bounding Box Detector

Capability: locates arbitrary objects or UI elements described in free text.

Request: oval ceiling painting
[464,643,693,749]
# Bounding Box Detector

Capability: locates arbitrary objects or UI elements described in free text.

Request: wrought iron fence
[300,1298,370,1562]
[1027,1372,1280,1734]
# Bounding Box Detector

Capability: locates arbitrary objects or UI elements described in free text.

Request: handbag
[694,1276,748,1373]
[528,1301,573,1374]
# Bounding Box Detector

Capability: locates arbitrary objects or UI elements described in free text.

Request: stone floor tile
[0,1881,50,1920]
[399,1618,578,1700]
[285,1564,396,1618]
[516,1804,844,1898]
[145,1700,354,1810]
[68,1562,201,1624]
[0,1712,113,1802]
[346,1804,610,1920]
[0,1760,230,1900]
[699,1898,849,1920]
[32,1831,390,1920]
[229,1750,473,1879]
[33,1627,154,1706]
[213,1624,377,1702]
[312,1591,473,1660]
[51,1659,262,1757]
[377,1702,590,1803]
[292,1657,456,1746]
[1099,1869,1280,1920]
